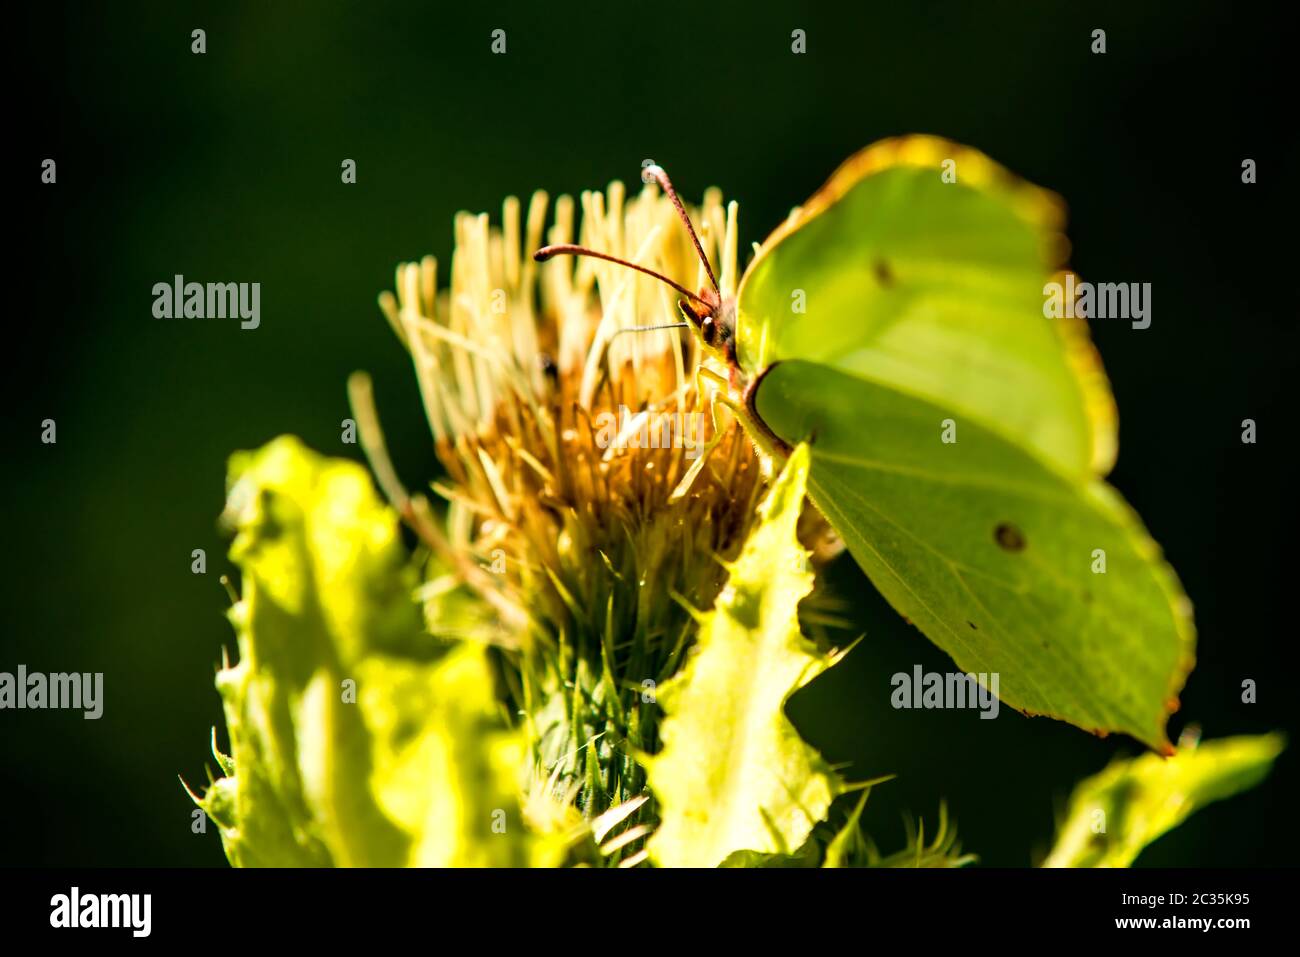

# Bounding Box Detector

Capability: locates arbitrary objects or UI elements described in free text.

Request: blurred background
[5,1,1293,866]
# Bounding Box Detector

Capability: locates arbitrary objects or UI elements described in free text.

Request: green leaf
[358,645,535,867]
[196,436,536,866]
[646,445,843,867]
[824,797,977,868]
[822,791,872,868]
[1043,733,1284,867]
[755,363,1194,751]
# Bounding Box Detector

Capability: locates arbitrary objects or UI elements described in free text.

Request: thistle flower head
[377,178,766,813]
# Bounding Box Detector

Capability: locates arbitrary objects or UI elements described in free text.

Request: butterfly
[535,136,1193,752]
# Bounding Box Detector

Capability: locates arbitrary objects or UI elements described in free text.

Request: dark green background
[6,1,1293,866]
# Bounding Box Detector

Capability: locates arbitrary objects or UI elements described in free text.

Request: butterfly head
[533,162,739,369]
[678,289,737,367]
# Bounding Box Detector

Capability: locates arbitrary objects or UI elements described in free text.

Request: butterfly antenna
[609,322,690,340]
[642,164,721,299]
[533,243,714,309]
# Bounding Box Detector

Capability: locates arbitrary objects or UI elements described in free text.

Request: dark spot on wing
[873,257,895,287]
[994,522,1026,552]
[966,620,977,630]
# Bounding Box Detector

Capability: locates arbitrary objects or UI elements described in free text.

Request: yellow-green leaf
[359,645,534,867]
[196,436,535,867]
[646,444,842,867]
[1042,733,1284,868]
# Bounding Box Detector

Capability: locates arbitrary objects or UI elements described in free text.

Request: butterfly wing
[737,136,1115,480]
[757,364,1192,750]
[737,139,1191,748]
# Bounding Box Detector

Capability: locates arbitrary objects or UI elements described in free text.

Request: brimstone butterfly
[535,136,1192,752]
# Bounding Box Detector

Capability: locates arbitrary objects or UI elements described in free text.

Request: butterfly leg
[741,365,794,459]
[693,365,734,433]
[668,379,737,504]
[691,362,792,465]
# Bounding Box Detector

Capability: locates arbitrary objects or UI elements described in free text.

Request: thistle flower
[369,180,774,824]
